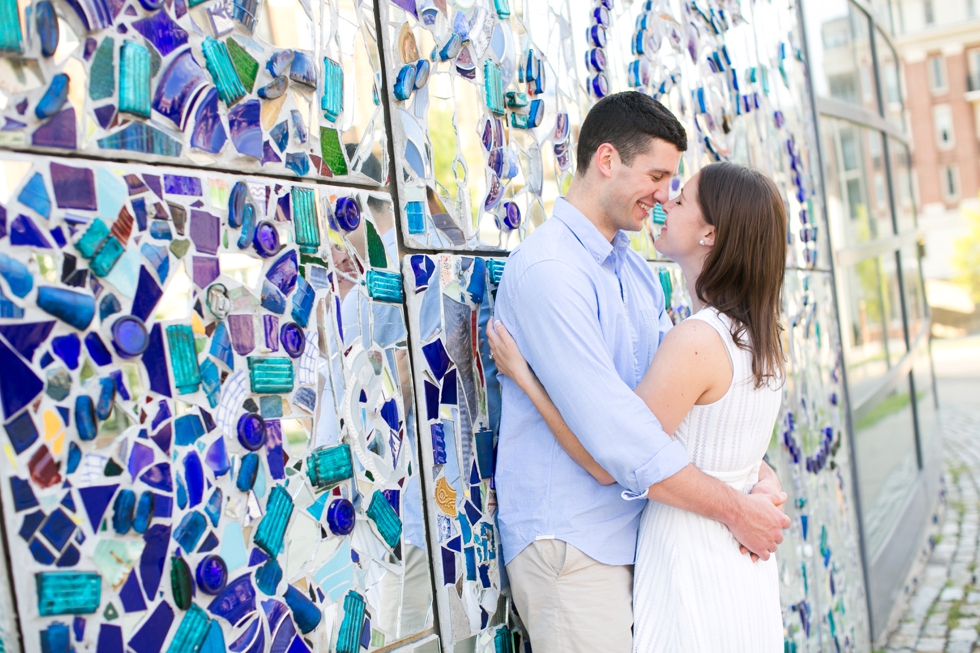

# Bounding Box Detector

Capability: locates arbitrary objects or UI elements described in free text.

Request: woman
[487,161,787,652]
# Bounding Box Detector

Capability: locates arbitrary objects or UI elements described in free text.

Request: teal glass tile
[487,259,505,286]
[505,91,527,108]
[365,270,404,303]
[321,57,343,122]
[89,38,115,101]
[76,219,110,259]
[247,357,294,393]
[253,485,293,557]
[119,41,151,118]
[306,443,353,488]
[36,572,102,615]
[166,604,210,653]
[494,626,514,653]
[492,0,510,19]
[0,0,23,53]
[366,490,402,549]
[652,203,667,225]
[484,60,505,116]
[201,36,246,106]
[166,324,202,395]
[336,591,365,653]
[90,236,124,277]
[291,187,319,254]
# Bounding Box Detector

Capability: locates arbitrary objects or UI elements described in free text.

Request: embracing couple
[486,91,792,652]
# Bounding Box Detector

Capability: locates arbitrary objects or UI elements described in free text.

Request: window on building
[874,174,887,209]
[941,165,960,199]
[923,0,934,24]
[928,55,946,93]
[970,0,977,18]
[861,66,873,102]
[969,49,980,91]
[933,104,955,148]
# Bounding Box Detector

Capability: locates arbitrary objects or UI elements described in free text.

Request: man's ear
[593,143,619,179]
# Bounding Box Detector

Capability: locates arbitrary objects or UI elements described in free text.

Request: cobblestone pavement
[881,402,980,653]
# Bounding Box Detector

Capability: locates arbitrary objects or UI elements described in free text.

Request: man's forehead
[639,138,682,171]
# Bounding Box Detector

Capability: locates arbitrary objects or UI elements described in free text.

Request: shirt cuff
[628,439,689,496]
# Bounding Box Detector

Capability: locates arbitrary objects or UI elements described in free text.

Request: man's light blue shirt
[494,198,688,567]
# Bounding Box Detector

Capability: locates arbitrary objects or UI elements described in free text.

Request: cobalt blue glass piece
[291,275,314,328]
[236,202,255,249]
[269,120,288,152]
[254,558,281,595]
[265,250,297,296]
[289,50,316,88]
[39,621,69,653]
[414,58,430,88]
[37,287,95,330]
[236,452,259,491]
[252,221,280,257]
[228,99,261,159]
[501,202,521,230]
[174,414,205,446]
[133,490,154,533]
[111,315,149,357]
[6,411,39,454]
[112,489,136,534]
[266,50,292,76]
[173,511,207,552]
[75,395,97,441]
[133,9,186,56]
[190,88,227,154]
[587,47,605,72]
[228,181,247,228]
[184,451,204,508]
[39,508,73,551]
[527,99,544,128]
[254,485,293,557]
[196,555,228,595]
[279,322,304,358]
[96,377,115,420]
[36,73,70,119]
[590,73,609,98]
[0,320,54,362]
[326,498,355,536]
[207,574,255,625]
[0,336,42,418]
[36,572,102,615]
[333,197,360,232]
[237,413,266,451]
[421,339,450,380]
[284,583,321,634]
[11,214,52,248]
[393,64,416,101]
[0,252,33,297]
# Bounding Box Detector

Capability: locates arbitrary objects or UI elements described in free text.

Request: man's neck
[564,179,618,243]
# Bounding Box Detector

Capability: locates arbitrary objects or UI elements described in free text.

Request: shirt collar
[552,198,632,267]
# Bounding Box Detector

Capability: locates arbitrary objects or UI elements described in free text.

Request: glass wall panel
[912,343,941,465]
[869,0,896,33]
[901,246,928,340]
[854,379,919,557]
[822,117,895,247]
[875,30,904,129]
[840,255,905,401]
[803,0,878,111]
[890,138,917,232]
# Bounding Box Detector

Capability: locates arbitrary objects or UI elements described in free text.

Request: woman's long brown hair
[694,162,787,388]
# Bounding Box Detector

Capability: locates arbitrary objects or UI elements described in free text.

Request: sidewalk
[881,335,980,653]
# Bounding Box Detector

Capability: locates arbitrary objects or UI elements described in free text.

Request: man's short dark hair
[575,92,688,173]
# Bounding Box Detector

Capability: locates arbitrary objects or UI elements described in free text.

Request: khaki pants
[506,539,634,653]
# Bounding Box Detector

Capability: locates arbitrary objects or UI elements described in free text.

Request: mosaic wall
[0,0,871,651]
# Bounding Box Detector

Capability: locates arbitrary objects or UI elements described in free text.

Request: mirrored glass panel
[803,0,877,111]
[890,137,916,232]
[874,29,903,130]
[901,246,928,340]
[912,343,941,467]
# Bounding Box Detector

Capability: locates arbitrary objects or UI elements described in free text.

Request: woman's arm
[486,321,616,485]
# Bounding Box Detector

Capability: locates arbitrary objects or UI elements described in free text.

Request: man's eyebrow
[650,168,673,176]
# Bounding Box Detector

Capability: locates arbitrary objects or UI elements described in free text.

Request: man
[493,92,790,653]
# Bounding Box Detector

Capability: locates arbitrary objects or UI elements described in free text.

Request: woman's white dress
[630,307,784,653]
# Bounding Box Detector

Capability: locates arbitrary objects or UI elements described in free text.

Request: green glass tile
[365,220,387,268]
[306,444,353,488]
[89,38,115,101]
[254,485,293,557]
[290,187,320,254]
[36,572,102,616]
[226,38,258,93]
[119,41,151,118]
[166,324,202,395]
[166,604,210,653]
[76,219,110,259]
[366,490,402,549]
[247,357,294,393]
[201,36,246,106]
[319,127,348,176]
[0,0,23,53]
[90,236,124,277]
[336,591,365,653]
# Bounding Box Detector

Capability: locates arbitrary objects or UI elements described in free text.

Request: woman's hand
[486,320,536,390]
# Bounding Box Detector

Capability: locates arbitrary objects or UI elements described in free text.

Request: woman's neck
[677,255,706,313]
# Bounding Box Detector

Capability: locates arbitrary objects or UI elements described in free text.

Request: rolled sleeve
[510,259,687,495]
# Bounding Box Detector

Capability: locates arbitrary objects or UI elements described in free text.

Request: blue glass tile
[207,574,256,625]
[236,452,259,492]
[143,324,172,398]
[97,122,183,157]
[11,213,53,247]
[290,187,318,253]
[36,73,70,119]
[321,57,343,121]
[291,275,314,327]
[184,451,204,507]
[37,287,95,330]
[254,485,293,557]
[111,489,135,535]
[405,201,426,234]
[5,410,39,454]
[269,120,288,152]
[20,510,44,541]
[421,338,451,381]
[254,558,281,595]
[174,510,207,552]
[174,414,205,446]
[201,36,246,106]
[39,621,70,653]
[0,336,43,419]
[228,99,261,159]
[11,477,38,512]
[132,10,187,57]
[0,251,33,297]
[77,484,117,531]
[266,249,297,295]
[191,87,227,154]
[289,50,316,88]
[36,572,102,615]
[140,463,173,492]
[365,270,404,303]
[30,537,55,564]
[19,172,51,219]
[139,524,171,598]
[133,491,154,534]
[119,41,151,118]
[284,583,321,634]
[129,601,173,653]
[40,508,74,551]
[247,357,293,393]
[326,498,355,536]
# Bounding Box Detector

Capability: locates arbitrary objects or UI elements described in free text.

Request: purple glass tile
[192,256,220,288]
[205,436,230,476]
[132,267,163,322]
[264,419,284,480]
[50,163,96,210]
[263,315,278,351]
[32,107,76,149]
[140,462,172,492]
[143,324,172,397]
[49,226,66,247]
[93,104,115,130]
[97,624,124,653]
[229,100,262,159]
[0,337,43,419]
[151,400,171,429]
[78,484,119,531]
[0,321,55,362]
[153,50,208,130]
[190,209,220,254]
[191,88,227,154]
[83,37,96,59]
[261,141,281,164]
[164,174,202,196]
[11,214,52,248]
[262,598,288,632]
[132,10,187,56]
[144,174,162,198]
[265,250,297,295]
[248,548,268,567]
[226,315,255,356]
[128,442,154,481]
[275,194,290,221]
[119,570,147,613]
[152,494,172,518]
[139,523,171,598]
[390,0,417,17]
[129,599,173,653]
[151,423,172,454]
[208,574,257,626]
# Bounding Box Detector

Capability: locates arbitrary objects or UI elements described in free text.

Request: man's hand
[727,492,791,561]
[739,462,787,560]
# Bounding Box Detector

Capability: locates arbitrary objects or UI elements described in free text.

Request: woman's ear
[702,227,716,248]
